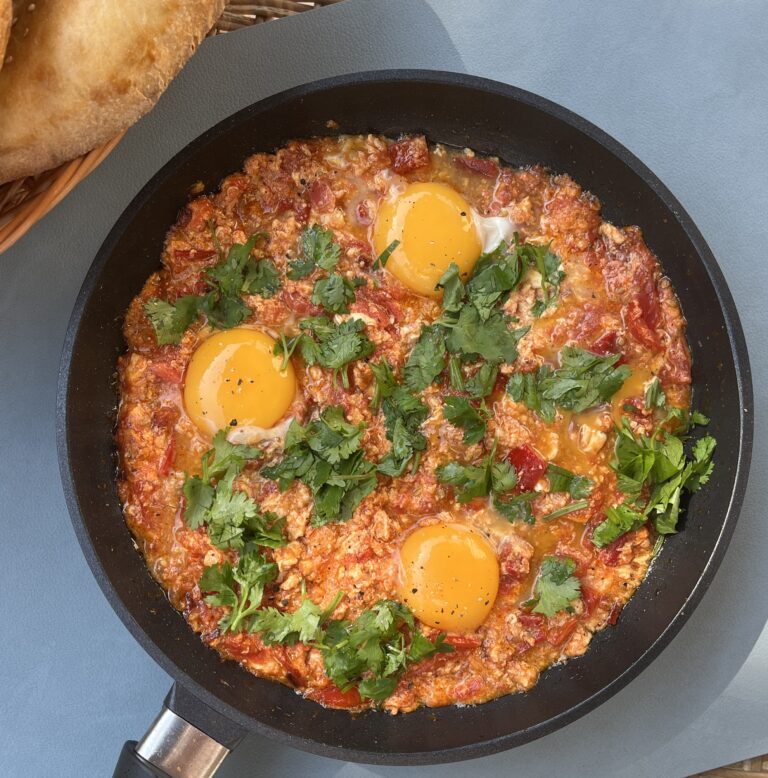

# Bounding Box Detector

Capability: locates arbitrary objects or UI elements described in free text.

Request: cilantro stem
[541,499,589,522]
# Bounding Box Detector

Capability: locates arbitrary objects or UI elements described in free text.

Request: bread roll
[0,0,225,183]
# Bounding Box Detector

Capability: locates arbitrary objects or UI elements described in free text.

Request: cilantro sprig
[275,316,374,389]
[253,596,452,702]
[311,274,365,314]
[182,431,285,552]
[144,233,280,345]
[199,550,277,634]
[288,224,341,279]
[526,556,581,618]
[370,360,428,477]
[592,415,716,547]
[437,441,517,503]
[443,396,490,445]
[508,347,631,422]
[261,407,378,526]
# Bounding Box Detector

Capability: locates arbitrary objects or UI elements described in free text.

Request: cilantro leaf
[403,325,447,391]
[493,492,536,524]
[373,239,400,270]
[644,376,666,409]
[465,362,499,399]
[592,503,645,548]
[465,241,524,320]
[262,406,377,526]
[443,397,489,445]
[437,442,517,503]
[518,239,564,317]
[507,368,556,423]
[276,316,374,389]
[311,273,362,314]
[529,556,581,618]
[251,591,343,645]
[242,258,281,298]
[288,225,341,279]
[445,305,529,364]
[199,550,277,633]
[144,296,201,345]
[546,464,593,499]
[509,347,630,419]
[593,420,717,546]
[181,431,283,552]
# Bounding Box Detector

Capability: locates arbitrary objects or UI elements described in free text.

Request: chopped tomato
[150,362,183,385]
[547,617,578,647]
[454,155,499,178]
[388,136,430,174]
[581,585,601,616]
[506,444,547,491]
[171,248,217,262]
[444,634,482,650]
[158,437,175,477]
[185,199,214,232]
[607,603,622,625]
[590,331,628,366]
[279,289,323,318]
[309,684,362,709]
[309,180,335,212]
[517,611,547,643]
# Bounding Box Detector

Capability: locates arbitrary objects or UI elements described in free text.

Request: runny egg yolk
[397,522,499,632]
[183,328,296,437]
[373,182,482,297]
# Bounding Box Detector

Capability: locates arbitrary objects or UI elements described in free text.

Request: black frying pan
[56,71,753,777]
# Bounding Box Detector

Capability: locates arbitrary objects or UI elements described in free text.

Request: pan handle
[112,683,248,778]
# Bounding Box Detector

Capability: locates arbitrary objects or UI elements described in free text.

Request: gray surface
[0,0,766,775]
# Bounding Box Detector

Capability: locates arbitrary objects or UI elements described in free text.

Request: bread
[0,1,10,73]
[0,0,225,184]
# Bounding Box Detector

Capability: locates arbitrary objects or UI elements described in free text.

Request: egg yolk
[183,328,296,436]
[397,522,499,632]
[373,182,482,297]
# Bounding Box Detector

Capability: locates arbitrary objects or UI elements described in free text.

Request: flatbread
[0,0,225,184]
[0,1,10,73]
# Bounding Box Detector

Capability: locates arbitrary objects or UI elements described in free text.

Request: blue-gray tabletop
[1,1,766,776]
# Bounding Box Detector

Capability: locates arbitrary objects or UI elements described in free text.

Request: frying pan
[56,70,753,777]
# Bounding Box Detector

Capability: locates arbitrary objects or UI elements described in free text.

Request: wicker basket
[0,0,340,254]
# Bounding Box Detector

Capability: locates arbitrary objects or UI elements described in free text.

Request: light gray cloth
[1,1,766,776]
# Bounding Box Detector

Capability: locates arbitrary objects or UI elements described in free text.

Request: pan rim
[56,68,754,765]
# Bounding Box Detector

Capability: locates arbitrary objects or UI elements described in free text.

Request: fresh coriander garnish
[443,396,489,445]
[546,464,593,499]
[144,296,201,346]
[274,316,374,388]
[311,273,364,314]
[508,347,631,420]
[592,415,716,546]
[144,233,279,344]
[518,240,564,317]
[437,441,517,503]
[252,595,452,702]
[403,325,447,392]
[541,500,590,522]
[373,239,400,270]
[198,550,277,634]
[492,492,536,524]
[261,406,378,526]
[182,431,285,552]
[526,556,581,618]
[370,361,429,477]
[288,224,341,279]
[644,376,666,409]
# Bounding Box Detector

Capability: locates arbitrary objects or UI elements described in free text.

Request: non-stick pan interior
[58,71,751,764]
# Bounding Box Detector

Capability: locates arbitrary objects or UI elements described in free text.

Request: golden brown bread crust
[0,1,10,73]
[0,0,225,183]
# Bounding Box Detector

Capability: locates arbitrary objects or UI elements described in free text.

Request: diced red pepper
[158,437,175,477]
[581,585,601,616]
[547,617,579,647]
[309,684,362,709]
[150,362,184,384]
[607,603,622,625]
[454,155,499,178]
[506,444,547,492]
[517,611,547,643]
